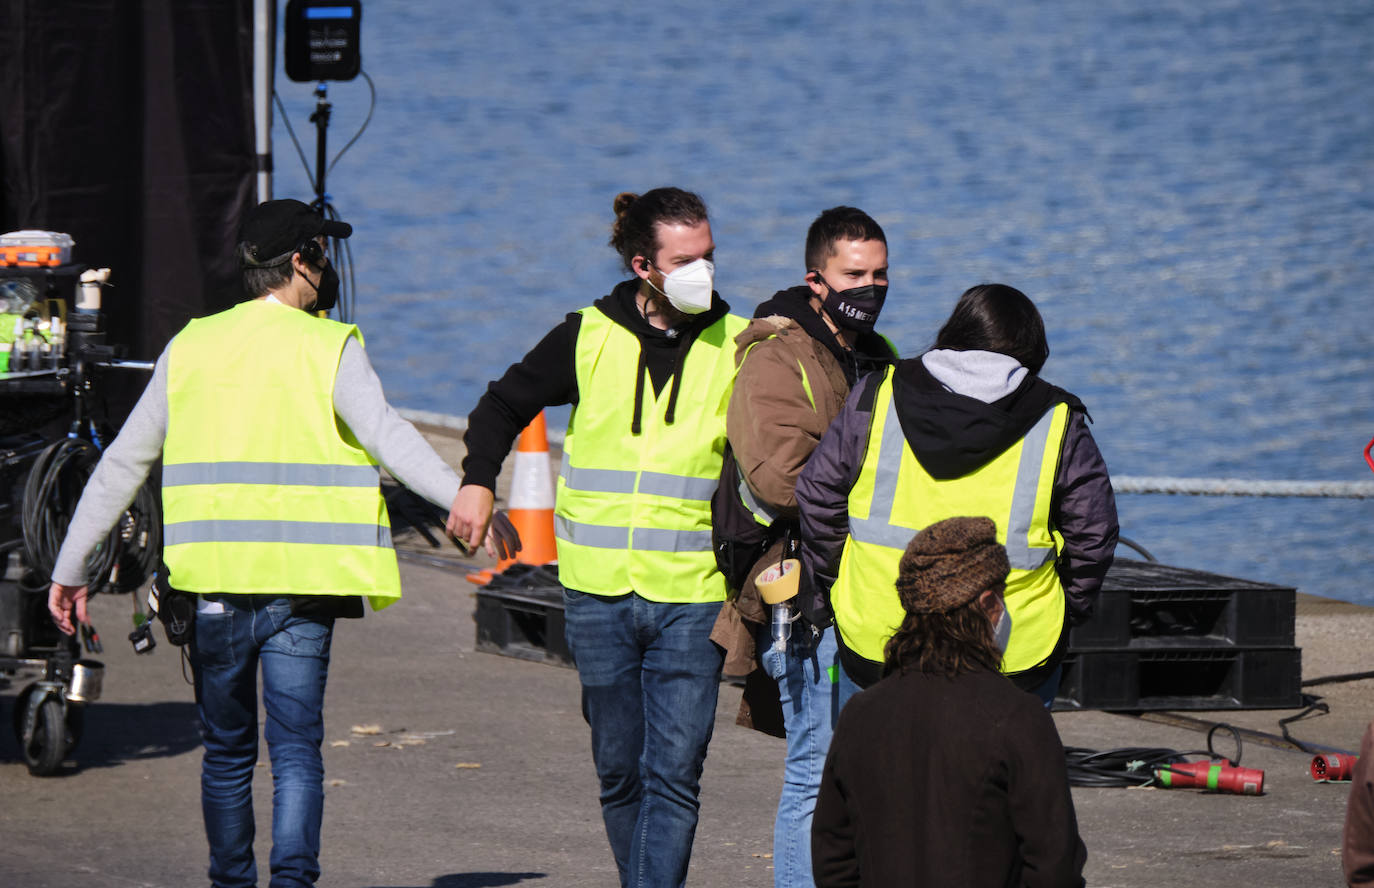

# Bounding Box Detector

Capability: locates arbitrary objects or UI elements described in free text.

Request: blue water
[270,0,1374,604]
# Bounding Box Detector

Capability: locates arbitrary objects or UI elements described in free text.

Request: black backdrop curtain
[0,0,262,372]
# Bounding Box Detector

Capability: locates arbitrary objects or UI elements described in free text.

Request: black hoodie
[461,279,731,490]
[891,357,1085,479]
[751,286,894,387]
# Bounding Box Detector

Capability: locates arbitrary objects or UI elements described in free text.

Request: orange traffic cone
[465,412,558,584]
[501,410,559,568]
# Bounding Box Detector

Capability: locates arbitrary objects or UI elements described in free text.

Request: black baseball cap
[240,199,352,267]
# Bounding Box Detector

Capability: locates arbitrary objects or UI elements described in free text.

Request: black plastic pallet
[473,566,574,668]
[1070,558,1295,650]
[1053,645,1302,712]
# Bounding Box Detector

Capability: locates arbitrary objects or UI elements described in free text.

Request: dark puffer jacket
[795,351,1118,686]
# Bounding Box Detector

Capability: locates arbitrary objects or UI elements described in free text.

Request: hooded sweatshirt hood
[750,286,894,385]
[891,349,1085,479]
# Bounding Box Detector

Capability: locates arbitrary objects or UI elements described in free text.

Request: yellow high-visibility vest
[555,306,747,603]
[830,368,1069,674]
[162,299,400,609]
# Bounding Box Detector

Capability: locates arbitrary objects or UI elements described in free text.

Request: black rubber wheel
[22,696,66,776]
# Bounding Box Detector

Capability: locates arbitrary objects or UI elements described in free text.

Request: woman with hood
[795,283,1118,704]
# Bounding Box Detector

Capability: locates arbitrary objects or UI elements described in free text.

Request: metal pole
[310,83,331,210]
[253,0,274,202]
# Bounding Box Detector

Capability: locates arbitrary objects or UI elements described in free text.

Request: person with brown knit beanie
[885,515,1010,677]
[811,517,1088,888]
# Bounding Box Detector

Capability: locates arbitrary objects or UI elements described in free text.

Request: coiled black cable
[1065,747,1203,788]
[20,437,159,594]
[1065,723,1245,788]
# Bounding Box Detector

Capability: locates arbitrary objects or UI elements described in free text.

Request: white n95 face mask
[651,258,715,315]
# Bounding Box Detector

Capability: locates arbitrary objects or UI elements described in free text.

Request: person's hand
[446,484,495,554]
[486,510,524,560]
[48,582,90,636]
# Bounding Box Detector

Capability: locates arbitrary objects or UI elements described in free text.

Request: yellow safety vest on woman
[830,368,1070,674]
[555,306,747,603]
[161,300,401,609]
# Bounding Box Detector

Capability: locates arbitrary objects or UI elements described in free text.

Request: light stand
[309,83,332,213]
[283,0,366,321]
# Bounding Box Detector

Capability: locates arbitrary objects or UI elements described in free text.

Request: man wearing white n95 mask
[449,187,747,888]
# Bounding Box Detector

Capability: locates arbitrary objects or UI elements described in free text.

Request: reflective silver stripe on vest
[848,397,921,549]
[555,515,627,548]
[555,515,713,552]
[738,475,781,525]
[560,455,637,494]
[632,526,713,551]
[638,471,716,501]
[561,453,716,501]
[164,520,392,548]
[849,398,1057,570]
[163,462,380,488]
[1004,411,1058,571]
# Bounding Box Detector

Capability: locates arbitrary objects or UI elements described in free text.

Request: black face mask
[300,260,339,313]
[813,273,887,334]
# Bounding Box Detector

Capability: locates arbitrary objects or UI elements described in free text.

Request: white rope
[1113,476,1374,498]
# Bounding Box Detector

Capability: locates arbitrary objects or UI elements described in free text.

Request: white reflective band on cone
[511,450,556,509]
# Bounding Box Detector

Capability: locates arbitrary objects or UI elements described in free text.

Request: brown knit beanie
[895,517,1010,614]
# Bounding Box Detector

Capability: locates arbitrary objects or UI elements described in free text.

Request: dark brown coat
[813,667,1087,887]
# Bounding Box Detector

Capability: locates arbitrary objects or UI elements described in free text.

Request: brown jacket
[727,315,853,514]
[710,293,892,730]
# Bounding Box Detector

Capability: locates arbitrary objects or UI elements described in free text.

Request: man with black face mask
[48,199,519,888]
[711,206,897,888]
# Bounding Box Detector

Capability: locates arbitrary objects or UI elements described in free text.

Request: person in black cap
[48,198,518,888]
[238,197,354,313]
[811,517,1086,888]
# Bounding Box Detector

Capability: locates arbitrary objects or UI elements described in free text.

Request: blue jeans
[562,590,724,888]
[191,595,334,888]
[1027,663,1064,709]
[757,623,840,888]
[836,657,865,713]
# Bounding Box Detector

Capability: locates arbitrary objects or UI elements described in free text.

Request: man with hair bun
[451,187,746,888]
[811,516,1087,888]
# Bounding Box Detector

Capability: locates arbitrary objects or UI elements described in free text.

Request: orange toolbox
[0,231,73,266]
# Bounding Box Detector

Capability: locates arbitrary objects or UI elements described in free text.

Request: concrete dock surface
[1,424,1371,887]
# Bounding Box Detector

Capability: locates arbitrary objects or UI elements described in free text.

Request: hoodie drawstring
[662,336,692,427]
[631,334,694,434]
[631,348,648,435]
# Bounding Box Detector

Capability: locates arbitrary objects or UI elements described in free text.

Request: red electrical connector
[1312,753,1359,782]
[1155,759,1264,795]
